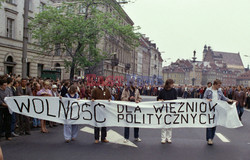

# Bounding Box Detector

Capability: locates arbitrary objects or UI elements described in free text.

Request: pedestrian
[121,81,142,143]
[203,79,236,145]
[157,79,177,144]
[10,80,19,137]
[79,82,86,99]
[183,85,188,98]
[0,147,3,160]
[50,84,59,127]
[5,77,19,137]
[91,80,111,144]
[37,80,52,133]
[63,85,80,143]
[0,78,12,140]
[233,85,246,121]
[32,82,41,128]
[60,81,69,97]
[16,78,32,135]
[246,88,250,109]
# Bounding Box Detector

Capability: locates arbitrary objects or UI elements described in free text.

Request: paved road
[1,96,250,160]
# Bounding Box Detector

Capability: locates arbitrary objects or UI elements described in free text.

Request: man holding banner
[91,81,111,144]
[203,79,236,145]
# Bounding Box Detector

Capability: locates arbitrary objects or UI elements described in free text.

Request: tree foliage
[29,0,140,80]
[0,0,5,8]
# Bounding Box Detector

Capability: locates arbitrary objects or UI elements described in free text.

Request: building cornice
[4,7,18,15]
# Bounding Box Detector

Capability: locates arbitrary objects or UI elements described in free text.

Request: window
[28,29,32,42]
[55,44,61,56]
[40,3,45,12]
[66,48,72,56]
[6,0,16,4]
[56,6,62,10]
[37,64,44,77]
[27,62,30,77]
[7,18,14,38]
[29,0,33,11]
[79,4,86,14]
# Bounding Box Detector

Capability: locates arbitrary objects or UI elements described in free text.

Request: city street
[1,96,250,160]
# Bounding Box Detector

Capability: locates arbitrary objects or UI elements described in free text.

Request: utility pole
[22,0,29,78]
[192,50,197,86]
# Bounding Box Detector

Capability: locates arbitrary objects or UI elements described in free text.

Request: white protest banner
[4,96,242,128]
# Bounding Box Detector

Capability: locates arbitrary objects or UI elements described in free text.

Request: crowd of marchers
[0,74,249,146]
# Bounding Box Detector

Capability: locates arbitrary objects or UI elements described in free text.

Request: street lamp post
[125,63,131,83]
[111,54,119,79]
[192,50,197,86]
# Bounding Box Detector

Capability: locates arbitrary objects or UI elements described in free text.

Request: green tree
[29,0,140,80]
[0,0,5,8]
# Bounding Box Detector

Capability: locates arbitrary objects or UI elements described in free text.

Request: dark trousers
[11,113,16,132]
[94,127,106,140]
[206,127,216,141]
[17,114,30,134]
[124,127,139,139]
[237,104,244,121]
[0,108,12,139]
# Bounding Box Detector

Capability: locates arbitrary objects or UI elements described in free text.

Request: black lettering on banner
[142,114,145,124]
[155,114,162,124]
[58,100,70,119]
[134,106,142,113]
[153,105,164,113]
[170,103,176,113]
[94,103,106,123]
[46,99,56,117]
[199,114,206,124]
[186,102,194,112]
[178,102,185,113]
[82,103,92,121]
[190,114,197,124]
[117,104,124,113]
[165,104,169,113]
[14,98,30,113]
[209,103,217,112]
[117,114,124,122]
[180,114,188,124]
[208,114,215,124]
[199,102,207,113]
[134,114,141,124]
[32,98,44,114]
[70,102,80,120]
[126,114,133,123]
[173,114,179,124]
[125,106,132,113]
[195,102,198,112]
[147,114,153,124]
[164,114,171,125]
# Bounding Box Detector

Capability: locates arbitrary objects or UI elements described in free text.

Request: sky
[122,0,250,67]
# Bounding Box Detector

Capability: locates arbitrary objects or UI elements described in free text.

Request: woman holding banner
[157,79,177,144]
[203,79,236,145]
[63,85,80,143]
[37,80,52,133]
[121,81,142,143]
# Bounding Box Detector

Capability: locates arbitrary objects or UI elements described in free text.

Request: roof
[213,51,244,67]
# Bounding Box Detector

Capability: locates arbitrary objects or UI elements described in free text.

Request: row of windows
[5,1,46,40]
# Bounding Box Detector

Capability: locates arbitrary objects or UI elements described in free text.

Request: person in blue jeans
[203,79,236,145]
[121,82,142,143]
